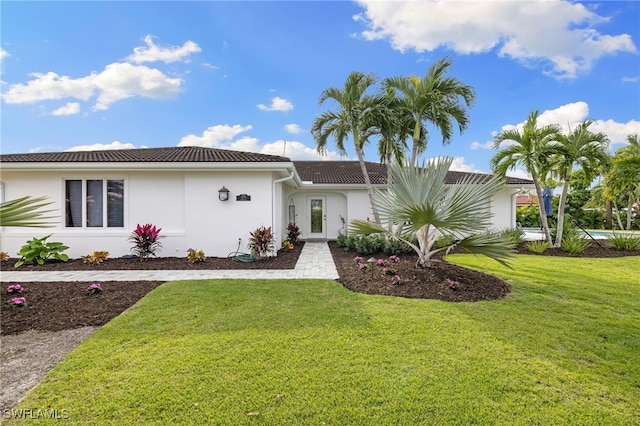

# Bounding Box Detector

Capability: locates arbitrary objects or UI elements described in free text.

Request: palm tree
[311,71,386,223]
[349,158,514,268]
[604,133,640,229]
[490,110,560,243]
[0,195,56,227]
[384,56,476,167]
[551,120,609,246]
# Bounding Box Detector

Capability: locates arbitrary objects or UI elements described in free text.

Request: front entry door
[308,196,326,239]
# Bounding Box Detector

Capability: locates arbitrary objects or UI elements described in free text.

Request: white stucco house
[0,146,533,258]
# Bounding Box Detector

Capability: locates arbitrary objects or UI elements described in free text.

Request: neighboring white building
[0,147,533,258]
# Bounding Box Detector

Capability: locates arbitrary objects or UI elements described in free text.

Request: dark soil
[2,241,637,336]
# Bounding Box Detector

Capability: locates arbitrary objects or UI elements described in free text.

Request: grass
[8,255,640,425]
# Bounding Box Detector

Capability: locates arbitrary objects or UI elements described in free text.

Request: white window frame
[64,178,126,229]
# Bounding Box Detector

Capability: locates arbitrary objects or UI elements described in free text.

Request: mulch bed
[2,241,638,335]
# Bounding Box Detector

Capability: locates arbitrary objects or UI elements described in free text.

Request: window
[65,179,124,228]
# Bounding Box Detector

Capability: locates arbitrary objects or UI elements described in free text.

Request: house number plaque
[236,194,251,201]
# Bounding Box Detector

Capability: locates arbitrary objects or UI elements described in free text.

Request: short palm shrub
[498,228,525,246]
[129,224,163,261]
[349,158,514,268]
[560,234,591,254]
[607,233,640,250]
[248,226,274,258]
[14,234,69,268]
[354,234,385,255]
[526,240,550,254]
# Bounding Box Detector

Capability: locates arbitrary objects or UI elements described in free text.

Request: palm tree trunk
[409,121,421,167]
[355,146,381,224]
[554,176,571,247]
[613,200,624,230]
[605,199,612,229]
[533,177,553,242]
[626,195,634,230]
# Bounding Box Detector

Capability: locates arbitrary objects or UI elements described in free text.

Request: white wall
[0,169,276,259]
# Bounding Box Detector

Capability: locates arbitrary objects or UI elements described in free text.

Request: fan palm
[311,71,386,223]
[491,110,560,243]
[0,195,57,227]
[384,56,476,167]
[551,120,609,246]
[349,158,514,268]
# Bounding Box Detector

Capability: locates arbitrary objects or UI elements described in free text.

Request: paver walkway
[0,242,339,282]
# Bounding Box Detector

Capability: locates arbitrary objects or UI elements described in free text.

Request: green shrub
[382,236,415,255]
[186,248,206,264]
[607,233,640,251]
[353,234,385,255]
[14,234,69,268]
[560,234,591,254]
[248,226,274,258]
[434,234,457,249]
[526,240,550,254]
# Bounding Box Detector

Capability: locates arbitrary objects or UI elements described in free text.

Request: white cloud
[257,96,293,112]
[3,62,182,111]
[284,123,303,134]
[0,47,9,66]
[354,0,637,79]
[92,62,182,110]
[177,124,342,160]
[431,156,483,173]
[177,124,254,147]
[126,35,201,64]
[621,76,639,83]
[65,141,143,151]
[470,140,493,150]
[491,101,639,149]
[51,102,80,116]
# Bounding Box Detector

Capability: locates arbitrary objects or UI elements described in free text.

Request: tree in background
[604,134,640,230]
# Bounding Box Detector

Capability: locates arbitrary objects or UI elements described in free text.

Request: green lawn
[8,255,640,425]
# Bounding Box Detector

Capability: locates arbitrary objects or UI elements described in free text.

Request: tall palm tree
[551,120,609,246]
[349,158,513,268]
[0,195,56,227]
[311,71,386,223]
[490,110,560,242]
[604,133,640,230]
[384,56,476,167]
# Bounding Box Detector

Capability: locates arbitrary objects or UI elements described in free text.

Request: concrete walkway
[0,242,339,282]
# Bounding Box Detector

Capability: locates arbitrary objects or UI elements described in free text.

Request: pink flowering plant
[376,258,388,267]
[392,275,402,286]
[354,256,363,264]
[7,284,24,294]
[389,255,400,264]
[357,262,367,272]
[87,282,103,295]
[129,223,163,261]
[11,296,27,307]
[447,278,459,290]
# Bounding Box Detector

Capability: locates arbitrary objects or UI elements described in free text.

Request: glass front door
[309,197,326,238]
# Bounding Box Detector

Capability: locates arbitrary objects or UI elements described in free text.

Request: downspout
[272,170,295,255]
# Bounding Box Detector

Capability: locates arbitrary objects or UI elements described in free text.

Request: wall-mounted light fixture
[218,186,230,201]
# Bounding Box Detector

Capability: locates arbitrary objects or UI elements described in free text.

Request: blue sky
[1,0,639,178]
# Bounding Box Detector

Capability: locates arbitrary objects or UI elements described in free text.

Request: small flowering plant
[357,262,367,272]
[87,282,103,295]
[447,278,459,290]
[11,296,27,307]
[376,258,388,267]
[392,275,402,286]
[7,284,24,294]
[129,223,163,261]
[388,255,401,264]
[354,256,363,264]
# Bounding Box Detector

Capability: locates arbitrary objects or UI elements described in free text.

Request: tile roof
[293,161,533,185]
[0,146,533,185]
[0,146,290,163]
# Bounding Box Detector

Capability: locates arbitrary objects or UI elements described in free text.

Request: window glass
[107,180,124,227]
[86,180,103,227]
[65,180,82,227]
